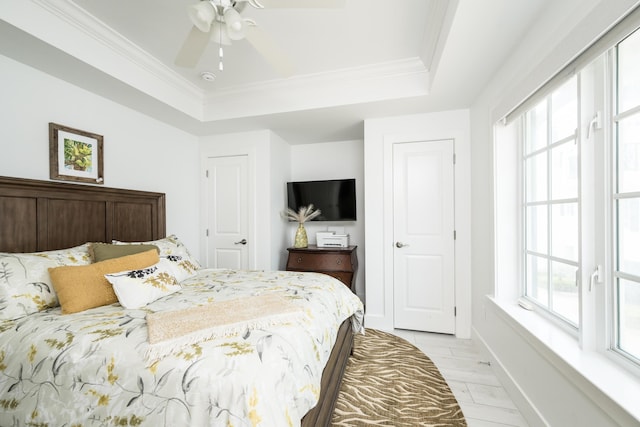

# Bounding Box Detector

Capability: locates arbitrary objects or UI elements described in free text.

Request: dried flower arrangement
[284,204,321,223]
[283,204,321,248]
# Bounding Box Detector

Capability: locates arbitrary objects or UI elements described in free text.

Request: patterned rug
[331,328,467,426]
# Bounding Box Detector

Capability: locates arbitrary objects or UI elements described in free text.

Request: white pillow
[112,235,200,281]
[105,258,181,309]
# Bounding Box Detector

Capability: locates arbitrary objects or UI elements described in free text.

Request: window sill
[486,296,640,425]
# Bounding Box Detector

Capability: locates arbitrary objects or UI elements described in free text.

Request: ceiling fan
[175,0,345,76]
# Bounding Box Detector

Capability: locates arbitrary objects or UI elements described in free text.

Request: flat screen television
[287,178,356,221]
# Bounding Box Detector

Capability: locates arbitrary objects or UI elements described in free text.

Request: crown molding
[202,58,430,120]
[207,57,428,97]
[33,0,203,99]
[23,0,431,124]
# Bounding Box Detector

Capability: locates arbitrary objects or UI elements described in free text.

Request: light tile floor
[387,328,529,427]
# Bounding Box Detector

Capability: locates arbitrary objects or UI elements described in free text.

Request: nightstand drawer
[286,245,358,293]
[287,252,352,271]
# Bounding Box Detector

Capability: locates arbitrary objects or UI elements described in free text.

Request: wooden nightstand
[286,245,358,293]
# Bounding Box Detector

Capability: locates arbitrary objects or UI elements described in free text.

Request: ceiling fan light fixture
[223,7,246,40]
[210,21,232,45]
[188,2,217,32]
[178,0,306,74]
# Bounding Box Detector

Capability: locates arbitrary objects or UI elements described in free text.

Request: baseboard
[363,313,392,331]
[471,326,549,426]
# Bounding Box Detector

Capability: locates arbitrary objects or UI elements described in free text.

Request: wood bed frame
[0,175,352,426]
[0,176,166,252]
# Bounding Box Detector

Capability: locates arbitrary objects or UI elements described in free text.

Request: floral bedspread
[0,269,364,427]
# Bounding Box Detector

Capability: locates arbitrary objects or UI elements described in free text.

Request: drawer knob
[297,257,303,263]
[336,259,342,265]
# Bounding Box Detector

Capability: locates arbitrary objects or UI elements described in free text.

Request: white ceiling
[0,0,550,143]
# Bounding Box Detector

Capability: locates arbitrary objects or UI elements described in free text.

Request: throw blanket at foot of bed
[146,293,302,359]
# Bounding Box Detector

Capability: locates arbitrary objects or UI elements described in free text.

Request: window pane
[551,261,578,325]
[615,29,640,366]
[551,77,578,142]
[618,29,640,112]
[522,71,580,330]
[526,152,547,202]
[618,198,640,277]
[617,114,640,194]
[618,278,640,361]
[526,206,547,253]
[525,101,547,154]
[551,140,578,200]
[527,254,548,308]
[552,203,578,262]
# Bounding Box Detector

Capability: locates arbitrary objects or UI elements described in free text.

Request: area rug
[331,328,467,426]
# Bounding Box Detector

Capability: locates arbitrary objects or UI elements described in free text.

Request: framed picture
[49,123,104,184]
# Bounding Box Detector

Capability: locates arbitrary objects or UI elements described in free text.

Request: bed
[0,176,364,426]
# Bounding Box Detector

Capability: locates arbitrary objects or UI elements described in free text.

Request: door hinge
[453,153,456,164]
[454,230,457,240]
[454,306,457,316]
[205,229,209,237]
[205,170,209,178]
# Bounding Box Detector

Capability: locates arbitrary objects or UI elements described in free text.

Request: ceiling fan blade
[175,26,210,68]
[251,0,344,8]
[245,25,295,77]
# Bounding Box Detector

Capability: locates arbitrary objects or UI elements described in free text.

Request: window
[614,29,640,363]
[523,76,580,327]
[515,27,640,367]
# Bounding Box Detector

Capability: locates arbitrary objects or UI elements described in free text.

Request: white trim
[202,58,429,121]
[364,109,471,339]
[486,296,640,426]
[33,0,202,96]
[472,324,549,426]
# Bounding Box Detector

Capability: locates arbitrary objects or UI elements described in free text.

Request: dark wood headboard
[0,176,166,253]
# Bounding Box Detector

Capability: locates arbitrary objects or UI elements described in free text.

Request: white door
[393,140,455,333]
[206,155,249,269]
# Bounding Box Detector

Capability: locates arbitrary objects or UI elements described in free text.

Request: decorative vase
[294,223,308,248]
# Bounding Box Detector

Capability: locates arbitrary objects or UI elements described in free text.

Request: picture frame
[49,122,104,184]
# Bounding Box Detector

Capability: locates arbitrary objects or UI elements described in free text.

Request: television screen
[287,179,356,221]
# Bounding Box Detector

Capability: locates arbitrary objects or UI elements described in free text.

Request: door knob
[235,239,247,245]
[395,241,409,248]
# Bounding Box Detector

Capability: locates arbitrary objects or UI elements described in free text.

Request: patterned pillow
[105,258,181,309]
[112,235,200,281]
[0,244,92,320]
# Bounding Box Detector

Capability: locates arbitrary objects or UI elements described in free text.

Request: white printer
[316,231,350,248]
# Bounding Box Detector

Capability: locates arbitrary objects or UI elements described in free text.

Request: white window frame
[511,30,640,372]
[611,31,640,366]
[520,76,582,333]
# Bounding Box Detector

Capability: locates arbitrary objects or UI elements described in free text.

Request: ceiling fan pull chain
[219,20,224,71]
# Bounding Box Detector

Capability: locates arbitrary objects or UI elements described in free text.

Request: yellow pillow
[49,249,160,314]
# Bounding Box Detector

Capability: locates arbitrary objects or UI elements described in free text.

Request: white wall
[470,0,640,425]
[269,133,292,269]
[289,140,365,299]
[363,109,472,338]
[0,54,201,258]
